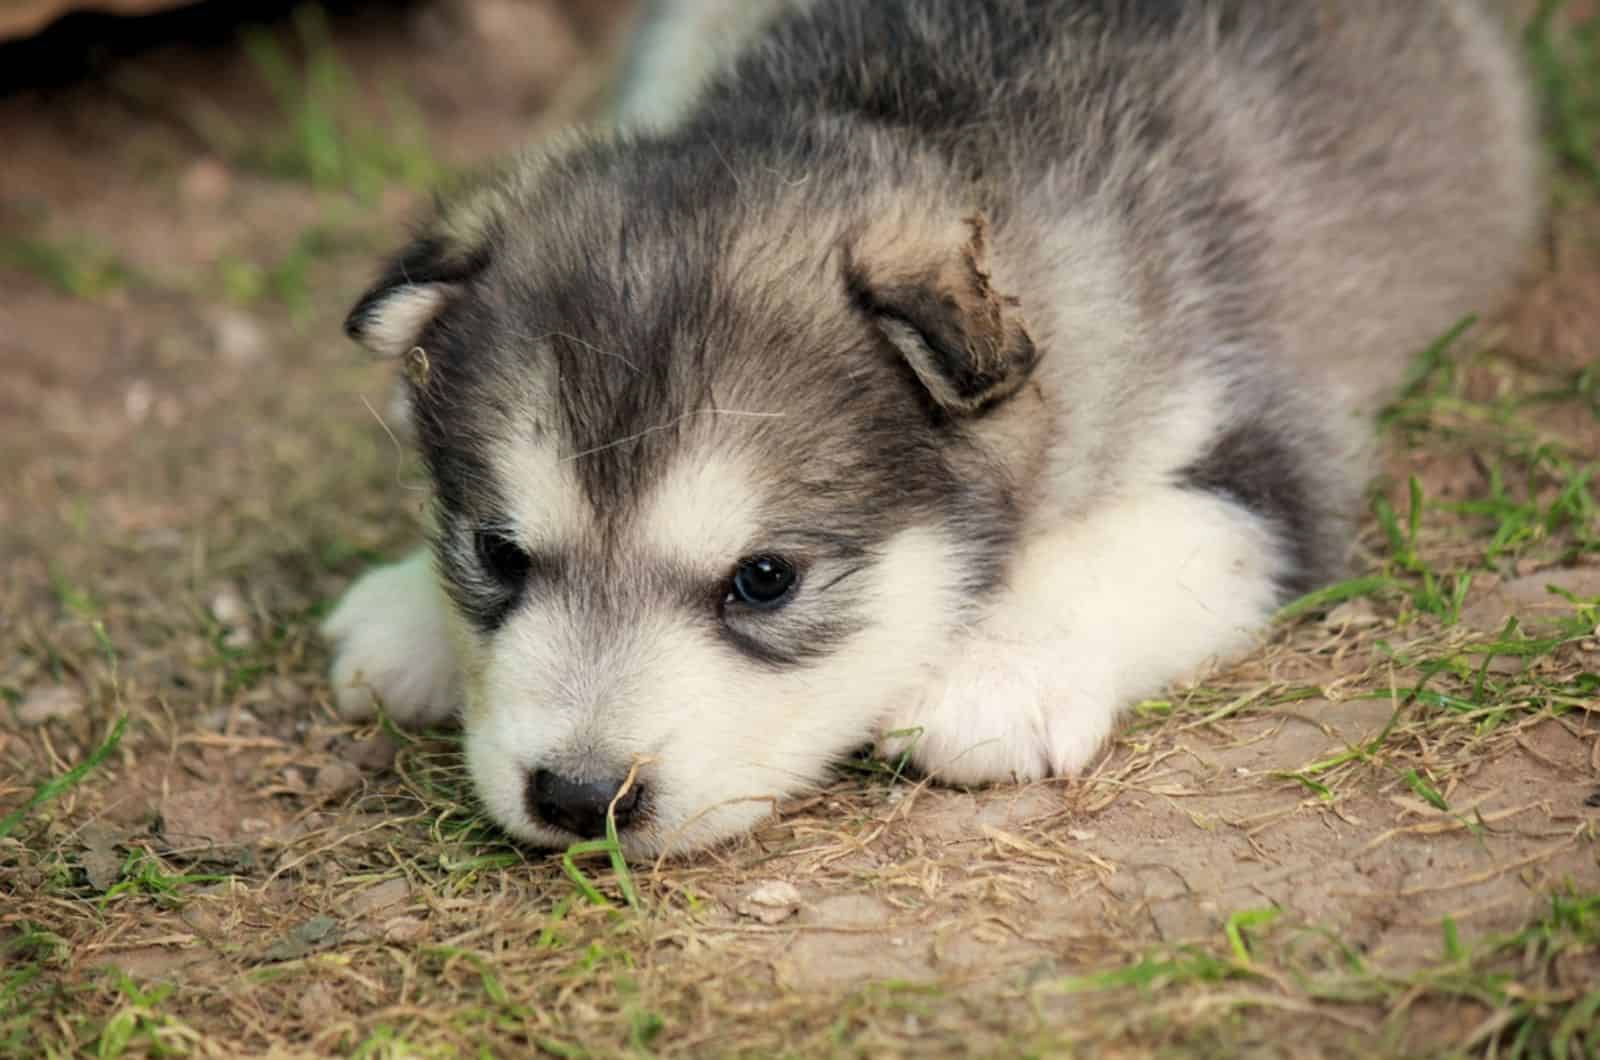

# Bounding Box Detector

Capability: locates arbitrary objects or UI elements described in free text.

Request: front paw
[876,640,1117,786]
[321,550,461,728]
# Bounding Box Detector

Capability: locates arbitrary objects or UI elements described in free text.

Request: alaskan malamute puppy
[323,0,1539,855]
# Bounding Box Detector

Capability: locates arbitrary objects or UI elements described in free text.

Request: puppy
[323,0,1540,856]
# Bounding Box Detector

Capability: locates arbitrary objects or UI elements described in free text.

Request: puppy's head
[346,134,1044,855]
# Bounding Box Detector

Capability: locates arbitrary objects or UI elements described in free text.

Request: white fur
[355,285,455,359]
[637,451,763,565]
[498,435,588,546]
[614,0,795,131]
[877,484,1285,784]
[321,549,461,727]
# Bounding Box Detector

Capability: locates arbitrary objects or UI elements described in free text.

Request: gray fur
[356,0,1538,602]
[334,0,1539,848]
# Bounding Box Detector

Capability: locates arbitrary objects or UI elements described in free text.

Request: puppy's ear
[345,208,494,358]
[846,214,1037,415]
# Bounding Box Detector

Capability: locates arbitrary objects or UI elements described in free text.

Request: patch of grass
[216,5,440,200]
[0,926,70,1056]
[198,600,320,697]
[0,234,134,299]
[96,850,231,911]
[1373,476,1475,624]
[1376,593,1597,727]
[1225,907,1284,965]
[1032,889,1600,1056]
[1384,889,1600,1058]
[1527,0,1600,193]
[216,216,381,318]
[48,565,101,623]
[393,736,529,865]
[1276,574,1394,622]
[0,714,126,842]
[1044,946,1255,997]
[1372,313,1599,612]
[94,976,200,1059]
[1449,455,1597,566]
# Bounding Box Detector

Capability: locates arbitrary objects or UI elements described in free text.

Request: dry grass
[2,2,1597,1057]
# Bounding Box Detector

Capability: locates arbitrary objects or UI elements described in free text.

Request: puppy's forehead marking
[635,448,764,564]
[492,429,589,543]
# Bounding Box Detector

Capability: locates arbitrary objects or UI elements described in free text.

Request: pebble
[382,916,428,943]
[17,685,84,726]
[736,880,803,925]
[210,309,267,365]
[209,586,254,649]
[313,761,363,801]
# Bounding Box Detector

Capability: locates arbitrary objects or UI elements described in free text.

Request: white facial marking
[636,451,763,566]
[493,432,588,547]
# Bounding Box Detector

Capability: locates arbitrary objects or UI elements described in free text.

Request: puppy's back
[1241,1,1539,402]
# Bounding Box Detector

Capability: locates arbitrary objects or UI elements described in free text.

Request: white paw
[876,635,1118,786]
[321,549,461,728]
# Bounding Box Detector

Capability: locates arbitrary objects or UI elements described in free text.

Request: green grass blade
[0,714,126,840]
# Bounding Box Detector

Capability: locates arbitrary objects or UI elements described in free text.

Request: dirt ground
[1,2,1597,1057]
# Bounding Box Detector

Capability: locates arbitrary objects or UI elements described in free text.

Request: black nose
[527,768,642,839]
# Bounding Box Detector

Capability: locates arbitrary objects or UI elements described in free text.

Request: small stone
[17,685,84,726]
[382,916,427,943]
[198,705,257,733]
[1460,568,1600,636]
[313,761,363,801]
[124,379,154,423]
[298,982,343,1025]
[180,158,232,206]
[210,309,267,366]
[736,880,803,925]
[1323,597,1381,630]
[260,916,341,962]
[349,731,400,772]
[155,395,183,427]
[180,902,224,937]
[346,877,412,916]
[209,586,254,649]
[77,823,126,892]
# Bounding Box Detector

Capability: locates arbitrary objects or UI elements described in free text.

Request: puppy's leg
[322,547,461,727]
[878,485,1288,784]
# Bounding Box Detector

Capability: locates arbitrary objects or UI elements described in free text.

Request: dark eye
[475,529,533,588]
[729,555,798,609]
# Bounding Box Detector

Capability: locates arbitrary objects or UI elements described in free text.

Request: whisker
[360,394,427,495]
[545,330,641,376]
[706,135,742,190]
[561,408,786,463]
